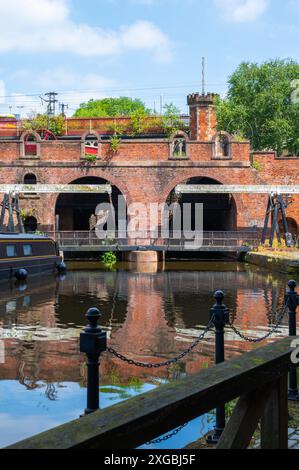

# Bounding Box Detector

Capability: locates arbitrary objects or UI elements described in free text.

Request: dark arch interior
[278,217,298,237]
[55,176,124,231]
[24,216,38,233]
[24,173,37,184]
[168,177,236,231]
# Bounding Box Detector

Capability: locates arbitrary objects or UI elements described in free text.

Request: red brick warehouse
[0,92,298,237]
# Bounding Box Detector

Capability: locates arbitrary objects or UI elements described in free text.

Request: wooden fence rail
[7,337,297,450]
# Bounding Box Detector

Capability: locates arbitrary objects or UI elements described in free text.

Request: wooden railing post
[216,384,272,449]
[261,374,288,449]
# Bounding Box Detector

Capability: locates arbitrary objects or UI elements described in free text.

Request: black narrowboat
[0,233,64,281]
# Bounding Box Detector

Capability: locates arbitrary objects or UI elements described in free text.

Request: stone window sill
[20,156,40,160]
[19,194,40,200]
[212,155,232,160]
[168,156,189,161]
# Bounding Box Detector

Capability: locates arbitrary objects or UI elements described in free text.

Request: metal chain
[145,423,188,445]
[227,304,288,343]
[107,316,215,368]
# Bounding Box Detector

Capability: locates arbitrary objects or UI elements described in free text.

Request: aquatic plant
[101,251,117,268]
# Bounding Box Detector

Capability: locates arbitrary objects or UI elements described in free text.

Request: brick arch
[20,130,42,143]
[160,171,240,231]
[81,130,101,141]
[54,172,131,232]
[49,168,132,208]
[160,170,230,203]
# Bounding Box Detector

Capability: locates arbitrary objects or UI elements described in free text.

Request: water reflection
[0,262,295,447]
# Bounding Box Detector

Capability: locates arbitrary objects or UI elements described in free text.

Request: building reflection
[0,265,291,391]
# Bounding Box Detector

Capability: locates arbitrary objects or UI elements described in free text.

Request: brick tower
[187,92,218,141]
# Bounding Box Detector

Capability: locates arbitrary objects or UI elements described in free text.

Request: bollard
[206,290,230,445]
[80,308,107,415]
[286,280,299,402]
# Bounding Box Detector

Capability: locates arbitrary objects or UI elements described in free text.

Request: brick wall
[0,98,297,235]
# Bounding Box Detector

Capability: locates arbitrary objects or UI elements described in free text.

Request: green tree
[158,103,187,137]
[73,97,151,118]
[215,59,299,155]
[23,113,65,136]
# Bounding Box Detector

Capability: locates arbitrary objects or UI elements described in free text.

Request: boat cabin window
[23,244,33,256]
[6,245,17,257]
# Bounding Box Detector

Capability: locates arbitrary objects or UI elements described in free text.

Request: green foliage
[20,208,35,222]
[23,113,65,136]
[129,108,151,136]
[252,159,263,171]
[233,132,247,142]
[101,251,117,268]
[215,59,299,155]
[84,153,97,163]
[107,120,124,154]
[74,96,151,118]
[109,135,121,154]
[159,103,186,137]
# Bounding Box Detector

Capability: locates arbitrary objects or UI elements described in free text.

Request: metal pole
[207,290,229,444]
[270,200,278,247]
[286,281,299,401]
[80,308,107,415]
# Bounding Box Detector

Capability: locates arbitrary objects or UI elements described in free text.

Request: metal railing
[46,230,259,250]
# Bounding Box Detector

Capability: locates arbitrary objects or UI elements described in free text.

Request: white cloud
[214,0,269,22]
[0,0,172,62]
[35,68,117,91]
[121,21,172,62]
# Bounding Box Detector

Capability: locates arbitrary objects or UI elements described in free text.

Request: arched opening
[278,217,298,238]
[55,176,125,232]
[24,173,37,185]
[172,134,187,158]
[167,176,237,232]
[24,216,38,233]
[83,133,99,158]
[23,173,37,197]
[24,133,38,157]
[213,132,231,159]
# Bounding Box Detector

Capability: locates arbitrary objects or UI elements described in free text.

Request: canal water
[0,261,295,448]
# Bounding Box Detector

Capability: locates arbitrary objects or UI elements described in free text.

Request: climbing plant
[107,121,124,154]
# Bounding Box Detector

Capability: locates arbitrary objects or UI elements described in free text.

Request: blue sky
[0,0,298,116]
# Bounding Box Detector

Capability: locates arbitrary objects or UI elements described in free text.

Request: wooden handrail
[7,337,296,449]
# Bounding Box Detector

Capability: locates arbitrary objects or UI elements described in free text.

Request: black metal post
[80,308,107,415]
[261,196,271,245]
[207,290,229,444]
[286,281,299,402]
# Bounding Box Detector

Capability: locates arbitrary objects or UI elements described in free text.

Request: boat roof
[0,233,52,240]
